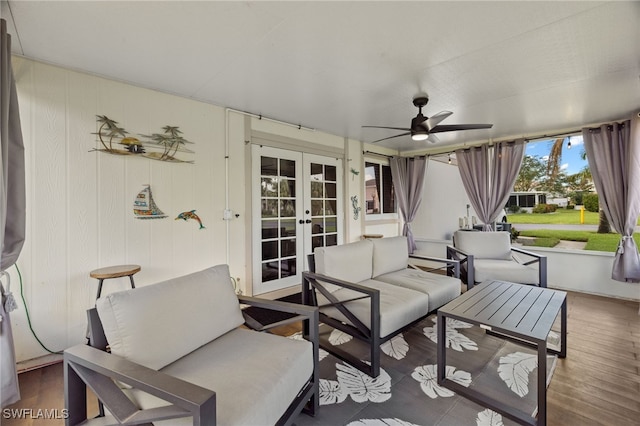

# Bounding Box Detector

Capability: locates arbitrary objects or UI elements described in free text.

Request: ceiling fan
[363,94,493,144]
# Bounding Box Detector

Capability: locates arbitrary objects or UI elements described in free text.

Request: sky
[525,135,587,176]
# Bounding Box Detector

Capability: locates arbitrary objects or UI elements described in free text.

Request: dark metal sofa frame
[302,253,459,378]
[64,296,319,426]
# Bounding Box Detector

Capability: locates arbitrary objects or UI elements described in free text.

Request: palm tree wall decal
[94,115,128,151]
[92,115,195,163]
[140,125,194,161]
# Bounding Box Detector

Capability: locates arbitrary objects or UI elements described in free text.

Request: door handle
[306,219,312,224]
[299,219,305,224]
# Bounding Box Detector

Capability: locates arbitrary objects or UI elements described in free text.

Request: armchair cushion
[375,269,461,312]
[124,328,313,426]
[316,279,430,338]
[473,259,540,285]
[371,236,409,277]
[315,239,374,292]
[454,231,512,260]
[96,264,244,370]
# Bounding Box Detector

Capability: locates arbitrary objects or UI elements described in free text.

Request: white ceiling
[3,1,639,153]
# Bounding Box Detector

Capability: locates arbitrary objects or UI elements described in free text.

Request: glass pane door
[252,147,343,295]
[252,146,304,294]
[304,154,343,261]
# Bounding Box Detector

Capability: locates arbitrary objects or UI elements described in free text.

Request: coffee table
[437,280,566,426]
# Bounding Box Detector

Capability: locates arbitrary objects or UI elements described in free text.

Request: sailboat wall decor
[133,185,168,219]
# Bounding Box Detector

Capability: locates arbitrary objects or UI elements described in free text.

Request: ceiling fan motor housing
[411,96,430,137]
[411,114,428,131]
[412,96,429,108]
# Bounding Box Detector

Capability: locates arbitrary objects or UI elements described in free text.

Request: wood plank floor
[3,291,639,425]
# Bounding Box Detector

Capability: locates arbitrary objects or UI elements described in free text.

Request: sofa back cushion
[371,236,409,277]
[314,240,374,289]
[96,264,244,370]
[454,231,512,260]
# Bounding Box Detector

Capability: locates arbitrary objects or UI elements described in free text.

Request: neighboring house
[547,197,569,208]
[506,191,548,212]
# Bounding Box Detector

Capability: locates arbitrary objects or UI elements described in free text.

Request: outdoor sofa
[302,236,461,377]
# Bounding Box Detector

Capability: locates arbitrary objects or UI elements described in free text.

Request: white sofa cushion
[375,269,461,312]
[454,230,512,260]
[371,236,409,277]
[473,259,540,285]
[314,239,374,292]
[96,265,244,370]
[124,328,313,426]
[316,279,430,339]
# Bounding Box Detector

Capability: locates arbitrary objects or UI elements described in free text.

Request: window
[522,194,536,208]
[364,161,396,218]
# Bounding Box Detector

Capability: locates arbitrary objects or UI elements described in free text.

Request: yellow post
[580,206,585,224]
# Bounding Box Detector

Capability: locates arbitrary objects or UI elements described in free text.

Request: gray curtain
[390,156,428,253]
[582,114,640,283]
[1,18,25,408]
[456,139,525,230]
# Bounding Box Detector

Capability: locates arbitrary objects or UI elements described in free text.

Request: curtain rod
[363,150,432,160]
[426,129,584,158]
[522,129,582,142]
[363,150,393,158]
[226,108,317,132]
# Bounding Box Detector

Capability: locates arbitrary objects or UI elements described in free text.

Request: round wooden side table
[90,264,141,300]
[362,234,384,239]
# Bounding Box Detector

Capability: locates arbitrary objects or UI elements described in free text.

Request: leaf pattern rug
[293,315,558,426]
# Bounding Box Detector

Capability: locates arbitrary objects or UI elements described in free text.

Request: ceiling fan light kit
[364,94,493,145]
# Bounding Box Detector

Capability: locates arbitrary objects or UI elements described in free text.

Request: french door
[252,146,343,295]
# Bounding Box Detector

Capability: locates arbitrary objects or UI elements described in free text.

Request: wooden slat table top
[90,265,141,280]
[439,280,566,341]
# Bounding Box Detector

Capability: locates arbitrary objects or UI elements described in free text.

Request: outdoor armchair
[64,265,319,426]
[447,230,547,290]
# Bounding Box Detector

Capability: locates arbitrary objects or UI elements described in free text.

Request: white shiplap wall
[11,57,231,362]
[10,57,360,363]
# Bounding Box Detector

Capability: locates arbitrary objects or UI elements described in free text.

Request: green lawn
[507,208,640,252]
[508,208,640,226]
[508,209,600,224]
[517,229,640,252]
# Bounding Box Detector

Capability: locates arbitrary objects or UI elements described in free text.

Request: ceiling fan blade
[369,132,411,143]
[363,125,411,131]
[425,111,453,130]
[429,123,493,134]
[427,134,441,144]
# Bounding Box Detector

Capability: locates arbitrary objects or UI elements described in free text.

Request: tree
[546,137,565,182]
[548,137,610,233]
[565,172,593,193]
[514,155,546,192]
[539,171,569,197]
[598,209,612,233]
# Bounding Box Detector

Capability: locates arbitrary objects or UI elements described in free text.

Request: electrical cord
[15,264,62,354]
